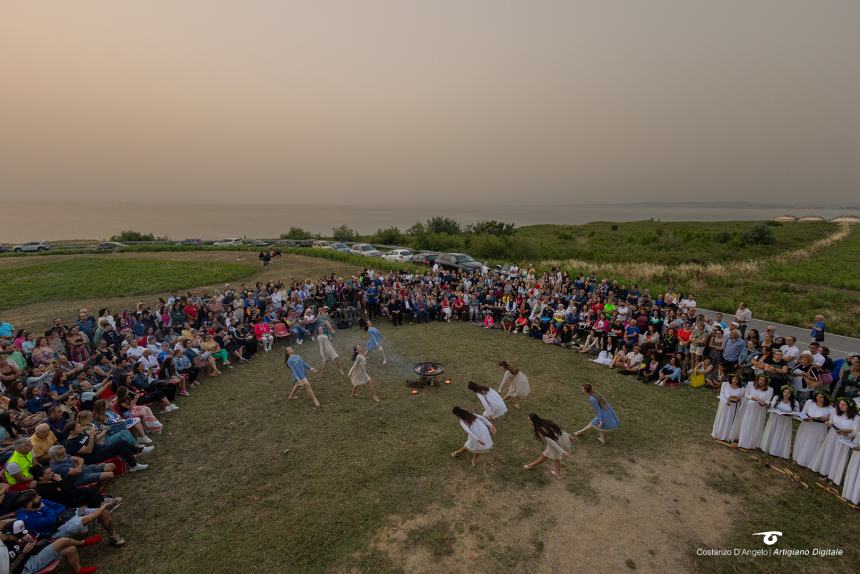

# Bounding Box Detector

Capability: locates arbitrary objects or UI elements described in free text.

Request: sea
[0,201,856,242]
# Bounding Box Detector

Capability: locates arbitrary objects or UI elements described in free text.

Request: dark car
[246,239,272,247]
[412,251,440,265]
[435,253,484,271]
[97,241,127,250]
[298,239,315,247]
[177,238,204,246]
[275,239,298,247]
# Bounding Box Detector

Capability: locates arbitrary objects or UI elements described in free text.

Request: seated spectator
[657,357,682,387]
[16,490,125,547]
[4,438,36,490]
[29,423,58,464]
[2,521,99,574]
[62,421,150,473]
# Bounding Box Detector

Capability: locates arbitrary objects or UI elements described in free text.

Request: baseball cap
[3,520,27,535]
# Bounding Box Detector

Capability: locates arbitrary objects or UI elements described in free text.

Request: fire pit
[408,361,446,388]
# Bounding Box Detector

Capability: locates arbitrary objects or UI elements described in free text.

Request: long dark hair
[528,413,561,442]
[452,406,476,425]
[498,360,519,375]
[836,399,859,419]
[352,346,360,362]
[582,383,608,408]
[467,381,489,395]
[0,412,18,439]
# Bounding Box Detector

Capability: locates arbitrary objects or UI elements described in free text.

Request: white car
[382,248,414,263]
[313,240,332,249]
[213,238,243,247]
[350,243,381,257]
[12,241,50,252]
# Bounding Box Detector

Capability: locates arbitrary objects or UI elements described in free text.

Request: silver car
[12,241,50,252]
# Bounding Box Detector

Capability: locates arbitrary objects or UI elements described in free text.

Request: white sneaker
[161,404,179,413]
[138,445,155,456]
[129,463,149,472]
[136,436,153,445]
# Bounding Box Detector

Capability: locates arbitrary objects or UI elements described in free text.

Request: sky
[1,0,859,207]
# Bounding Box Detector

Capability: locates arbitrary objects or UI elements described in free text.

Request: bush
[467,220,515,237]
[424,217,462,235]
[413,232,464,252]
[110,230,167,242]
[740,224,775,246]
[372,226,405,246]
[611,224,619,231]
[332,225,359,242]
[281,227,313,240]
[468,234,509,259]
[714,231,732,243]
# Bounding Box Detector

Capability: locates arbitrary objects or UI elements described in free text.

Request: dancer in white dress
[712,375,744,441]
[450,406,496,466]
[316,327,344,375]
[523,413,572,480]
[792,392,834,469]
[811,398,860,485]
[736,375,773,449]
[498,360,530,409]
[759,386,799,459]
[348,346,379,402]
[467,381,507,421]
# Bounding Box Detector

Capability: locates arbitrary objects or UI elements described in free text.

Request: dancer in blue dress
[573,383,620,445]
[285,346,320,407]
[365,321,387,365]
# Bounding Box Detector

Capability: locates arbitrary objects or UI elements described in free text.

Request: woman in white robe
[811,398,860,485]
[498,360,530,409]
[523,413,572,479]
[737,375,773,449]
[712,375,744,441]
[317,328,344,375]
[348,346,379,402]
[759,386,799,459]
[841,443,860,504]
[792,392,834,469]
[450,406,495,466]
[467,381,507,420]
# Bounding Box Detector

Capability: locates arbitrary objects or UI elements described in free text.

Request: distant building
[797,216,825,222]
[772,215,797,222]
[831,215,860,223]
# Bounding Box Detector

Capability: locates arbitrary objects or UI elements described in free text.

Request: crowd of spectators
[0,261,857,571]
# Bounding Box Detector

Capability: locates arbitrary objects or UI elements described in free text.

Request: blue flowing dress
[367,327,384,351]
[589,395,620,431]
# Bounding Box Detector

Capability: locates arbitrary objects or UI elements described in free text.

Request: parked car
[12,241,50,252]
[213,238,243,247]
[245,239,271,247]
[297,239,315,247]
[176,238,204,246]
[411,250,440,265]
[330,242,352,253]
[382,248,414,263]
[0,245,7,253]
[275,239,298,246]
[97,241,127,250]
[435,252,484,271]
[350,243,382,257]
[313,240,332,249]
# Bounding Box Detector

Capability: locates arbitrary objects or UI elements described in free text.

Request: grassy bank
[0,257,254,311]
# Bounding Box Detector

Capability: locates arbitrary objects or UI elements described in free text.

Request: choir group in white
[712,373,860,504]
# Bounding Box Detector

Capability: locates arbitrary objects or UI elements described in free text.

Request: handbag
[690,373,706,388]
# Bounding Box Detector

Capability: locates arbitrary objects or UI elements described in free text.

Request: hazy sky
[2,1,859,206]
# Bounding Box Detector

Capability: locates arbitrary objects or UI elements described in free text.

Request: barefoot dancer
[285,347,320,407]
[450,406,496,466]
[574,383,620,445]
[317,327,344,375]
[523,413,572,479]
[365,321,387,366]
[467,381,507,421]
[497,360,530,409]
[348,346,380,402]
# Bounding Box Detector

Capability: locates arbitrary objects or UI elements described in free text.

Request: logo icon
[752,531,783,545]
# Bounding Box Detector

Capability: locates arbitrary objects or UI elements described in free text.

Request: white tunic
[842,447,860,504]
[712,382,744,441]
[737,383,773,449]
[811,413,860,485]
[461,415,494,453]
[759,398,798,459]
[542,431,572,460]
[476,389,508,419]
[499,371,530,398]
[792,403,833,469]
[318,333,338,361]
[348,354,371,386]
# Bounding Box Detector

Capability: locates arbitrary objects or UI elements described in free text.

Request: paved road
[699,308,859,360]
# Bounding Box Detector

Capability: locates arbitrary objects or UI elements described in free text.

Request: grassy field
[0,256,255,311]
[1,254,853,574]
[514,220,834,264]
